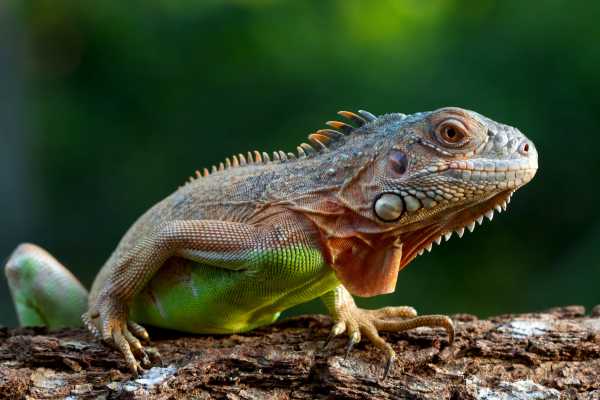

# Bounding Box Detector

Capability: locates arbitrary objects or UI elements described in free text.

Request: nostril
[518,142,531,155]
[523,144,529,153]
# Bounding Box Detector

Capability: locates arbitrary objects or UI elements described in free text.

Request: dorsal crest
[179,110,379,188]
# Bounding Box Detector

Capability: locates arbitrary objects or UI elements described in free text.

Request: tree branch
[2,306,600,399]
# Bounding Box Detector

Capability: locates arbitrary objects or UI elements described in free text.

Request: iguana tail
[5,243,88,328]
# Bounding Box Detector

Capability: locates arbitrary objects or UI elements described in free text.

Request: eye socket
[434,120,470,148]
[388,150,408,177]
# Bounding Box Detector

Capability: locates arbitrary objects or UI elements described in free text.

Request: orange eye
[435,120,470,147]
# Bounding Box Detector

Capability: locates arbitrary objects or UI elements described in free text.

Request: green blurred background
[1,0,599,328]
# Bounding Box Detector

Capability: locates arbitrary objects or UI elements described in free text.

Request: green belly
[130,250,339,334]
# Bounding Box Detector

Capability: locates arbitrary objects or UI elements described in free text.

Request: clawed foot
[82,295,163,377]
[323,305,454,380]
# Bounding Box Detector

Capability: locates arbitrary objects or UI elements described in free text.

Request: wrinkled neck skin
[294,195,404,298]
[296,185,516,298]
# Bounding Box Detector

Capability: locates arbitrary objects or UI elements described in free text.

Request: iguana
[5,107,538,379]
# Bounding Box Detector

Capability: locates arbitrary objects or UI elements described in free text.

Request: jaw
[397,188,516,268]
[325,188,520,297]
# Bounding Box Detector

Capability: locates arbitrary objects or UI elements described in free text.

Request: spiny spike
[318,129,345,142]
[476,216,484,225]
[195,170,202,179]
[226,158,232,169]
[435,236,441,245]
[494,205,502,213]
[418,249,424,256]
[338,111,366,127]
[203,168,210,177]
[308,136,327,152]
[185,182,189,186]
[456,227,465,237]
[300,143,316,156]
[254,151,262,163]
[247,152,254,163]
[297,147,306,158]
[358,110,377,122]
[211,165,217,174]
[327,121,355,135]
[309,133,335,148]
[239,154,247,166]
[506,196,511,204]
[219,162,225,171]
[279,151,288,161]
[425,243,432,252]
[501,201,507,211]
[444,232,452,241]
[189,176,195,182]
[232,156,239,167]
[467,221,476,232]
[273,152,280,161]
[288,152,297,161]
[485,210,494,221]
[262,152,270,163]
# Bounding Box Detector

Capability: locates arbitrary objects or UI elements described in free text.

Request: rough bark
[2,306,600,399]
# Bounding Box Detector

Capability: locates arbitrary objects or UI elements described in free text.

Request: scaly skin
[5,107,538,379]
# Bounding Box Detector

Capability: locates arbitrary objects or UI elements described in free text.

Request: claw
[145,347,163,366]
[382,354,394,381]
[344,336,356,359]
[323,330,337,349]
[447,320,455,345]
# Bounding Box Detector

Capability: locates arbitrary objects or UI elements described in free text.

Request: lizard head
[323,107,538,297]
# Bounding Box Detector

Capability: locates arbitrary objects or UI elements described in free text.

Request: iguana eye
[388,150,408,177]
[435,120,470,148]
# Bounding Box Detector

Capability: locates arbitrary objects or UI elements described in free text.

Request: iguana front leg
[321,285,454,379]
[83,220,260,375]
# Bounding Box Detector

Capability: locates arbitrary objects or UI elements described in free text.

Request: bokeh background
[1,0,599,328]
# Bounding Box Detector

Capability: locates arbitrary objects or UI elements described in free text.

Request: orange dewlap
[327,235,403,297]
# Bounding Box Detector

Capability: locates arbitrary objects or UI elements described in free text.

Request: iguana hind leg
[5,243,88,328]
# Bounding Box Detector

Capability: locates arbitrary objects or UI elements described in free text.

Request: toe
[370,306,417,319]
[101,319,119,349]
[361,324,395,380]
[324,321,346,349]
[82,311,102,341]
[127,319,151,344]
[112,326,140,375]
[375,314,455,344]
[122,328,150,364]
